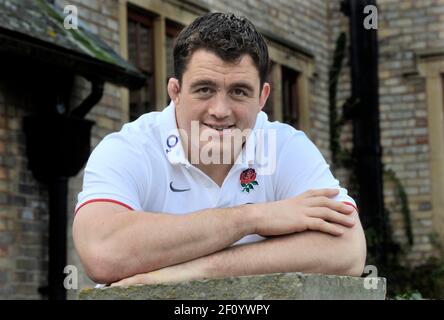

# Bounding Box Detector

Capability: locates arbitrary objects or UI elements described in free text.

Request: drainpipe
[71,80,104,118]
[341,0,386,262]
[24,77,103,300]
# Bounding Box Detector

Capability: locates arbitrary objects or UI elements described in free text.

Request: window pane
[165,20,184,104]
[165,20,184,81]
[127,20,137,65]
[138,24,153,72]
[166,34,175,80]
[127,9,156,120]
[282,66,299,128]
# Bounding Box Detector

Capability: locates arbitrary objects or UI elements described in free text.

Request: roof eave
[0,27,146,90]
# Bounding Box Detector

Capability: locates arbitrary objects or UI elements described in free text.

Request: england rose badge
[240,168,258,193]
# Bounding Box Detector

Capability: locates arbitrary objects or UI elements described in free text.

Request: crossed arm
[73,189,366,286]
[111,210,365,286]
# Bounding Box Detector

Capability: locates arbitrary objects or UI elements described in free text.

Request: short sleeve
[274,131,357,209]
[75,131,151,213]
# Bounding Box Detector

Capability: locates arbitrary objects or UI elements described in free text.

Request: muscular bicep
[75,132,152,214]
[73,202,134,274]
[275,132,356,206]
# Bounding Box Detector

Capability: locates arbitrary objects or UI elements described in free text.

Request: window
[165,20,184,81]
[122,0,204,111]
[281,66,300,128]
[265,41,313,133]
[263,61,301,129]
[165,20,184,104]
[127,8,156,121]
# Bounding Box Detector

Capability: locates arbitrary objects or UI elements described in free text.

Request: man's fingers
[303,188,340,198]
[309,207,355,228]
[306,218,344,236]
[110,280,127,287]
[110,274,144,287]
[305,197,355,215]
[110,278,134,287]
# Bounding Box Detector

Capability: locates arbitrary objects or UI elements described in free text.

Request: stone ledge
[79,272,386,300]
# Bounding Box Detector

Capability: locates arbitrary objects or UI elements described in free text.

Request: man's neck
[190,145,241,187]
[195,162,233,187]
[180,132,245,187]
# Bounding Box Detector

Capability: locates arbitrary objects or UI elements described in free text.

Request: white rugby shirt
[76,101,358,245]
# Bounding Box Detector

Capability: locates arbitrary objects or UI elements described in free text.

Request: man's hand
[110,257,206,287]
[254,188,356,237]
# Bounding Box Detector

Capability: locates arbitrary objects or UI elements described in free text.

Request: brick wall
[0,78,50,299]
[376,0,444,265]
[328,0,444,266]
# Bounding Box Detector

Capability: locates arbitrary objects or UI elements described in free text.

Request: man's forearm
[76,202,257,284]
[204,213,366,278]
[111,210,367,286]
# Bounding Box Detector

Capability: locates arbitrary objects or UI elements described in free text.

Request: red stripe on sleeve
[75,199,135,215]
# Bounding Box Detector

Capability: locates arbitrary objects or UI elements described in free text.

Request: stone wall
[79,272,387,300]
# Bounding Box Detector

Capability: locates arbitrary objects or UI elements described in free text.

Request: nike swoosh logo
[169,181,191,192]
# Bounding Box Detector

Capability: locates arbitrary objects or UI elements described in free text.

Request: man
[73,12,366,286]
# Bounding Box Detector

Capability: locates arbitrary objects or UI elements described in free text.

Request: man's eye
[197,87,212,94]
[232,88,247,97]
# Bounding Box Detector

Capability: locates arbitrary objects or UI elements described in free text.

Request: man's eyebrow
[228,81,255,93]
[189,79,217,90]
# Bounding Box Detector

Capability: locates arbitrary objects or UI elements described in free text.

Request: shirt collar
[159,101,266,169]
[159,101,190,167]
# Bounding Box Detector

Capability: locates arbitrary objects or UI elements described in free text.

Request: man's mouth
[202,123,236,132]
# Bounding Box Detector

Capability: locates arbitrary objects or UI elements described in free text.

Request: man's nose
[208,96,232,119]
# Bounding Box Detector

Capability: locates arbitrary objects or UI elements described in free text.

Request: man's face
[168,49,270,164]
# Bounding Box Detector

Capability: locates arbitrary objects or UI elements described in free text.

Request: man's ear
[167,78,181,105]
[259,82,271,111]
